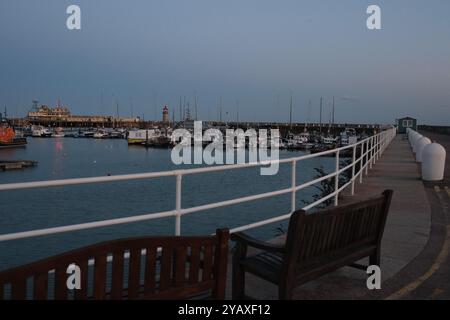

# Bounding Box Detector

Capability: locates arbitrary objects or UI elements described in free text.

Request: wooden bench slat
[33,272,48,300]
[128,248,141,299]
[188,246,200,285]
[144,247,157,294]
[74,259,88,300]
[174,246,187,287]
[93,254,107,299]
[111,250,124,299]
[55,266,67,300]
[202,245,213,281]
[159,246,173,291]
[11,278,27,300]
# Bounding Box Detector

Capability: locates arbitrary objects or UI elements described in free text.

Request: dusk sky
[1,0,450,124]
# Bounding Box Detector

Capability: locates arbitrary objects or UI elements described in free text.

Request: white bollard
[412,134,423,153]
[415,137,431,163]
[409,131,417,146]
[422,143,446,181]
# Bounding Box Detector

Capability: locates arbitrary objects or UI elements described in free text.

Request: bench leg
[232,244,247,300]
[279,281,294,300]
[232,263,245,299]
[369,249,381,266]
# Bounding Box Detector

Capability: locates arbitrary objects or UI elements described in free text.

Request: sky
[0,0,449,125]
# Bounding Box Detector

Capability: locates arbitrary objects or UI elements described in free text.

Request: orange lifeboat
[0,127,15,143]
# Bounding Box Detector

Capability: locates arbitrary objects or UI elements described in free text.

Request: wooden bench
[0,229,229,300]
[231,190,393,300]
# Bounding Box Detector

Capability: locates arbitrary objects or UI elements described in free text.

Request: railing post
[175,173,182,236]
[360,142,364,183]
[379,134,382,156]
[375,134,380,160]
[370,137,374,169]
[370,136,375,169]
[365,139,369,175]
[335,150,340,206]
[291,160,296,212]
[351,145,356,195]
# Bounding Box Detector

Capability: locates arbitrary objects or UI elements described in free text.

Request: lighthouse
[162,105,169,123]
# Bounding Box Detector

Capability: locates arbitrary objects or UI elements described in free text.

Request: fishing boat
[31,126,52,137]
[64,131,79,138]
[285,132,309,150]
[0,124,27,148]
[93,130,109,139]
[79,130,95,138]
[322,136,338,145]
[340,128,358,146]
[128,129,161,145]
[142,135,172,148]
[109,128,126,139]
[51,127,65,138]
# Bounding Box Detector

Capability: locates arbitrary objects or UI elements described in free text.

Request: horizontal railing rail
[0,127,396,242]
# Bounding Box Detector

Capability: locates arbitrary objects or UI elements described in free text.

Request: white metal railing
[0,128,396,242]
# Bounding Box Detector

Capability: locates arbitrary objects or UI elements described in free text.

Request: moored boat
[93,130,109,139]
[0,124,27,148]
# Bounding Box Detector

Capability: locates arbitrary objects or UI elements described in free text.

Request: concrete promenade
[225,134,437,299]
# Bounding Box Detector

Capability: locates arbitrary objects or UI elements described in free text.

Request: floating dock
[0,160,38,171]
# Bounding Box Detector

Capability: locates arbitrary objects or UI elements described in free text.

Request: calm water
[0,137,334,270]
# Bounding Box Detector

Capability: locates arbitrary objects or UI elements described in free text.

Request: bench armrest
[231,232,285,253]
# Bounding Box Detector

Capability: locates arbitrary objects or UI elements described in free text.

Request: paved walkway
[382,130,450,300]
[225,134,433,299]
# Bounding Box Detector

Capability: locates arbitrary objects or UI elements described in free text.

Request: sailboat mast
[332,96,335,125]
[179,96,182,122]
[319,96,323,134]
[194,95,198,120]
[219,96,223,122]
[236,99,239,123]
[289,94,293,129]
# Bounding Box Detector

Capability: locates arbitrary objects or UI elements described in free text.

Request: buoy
[415,137,431,162]
[422,143,446,181]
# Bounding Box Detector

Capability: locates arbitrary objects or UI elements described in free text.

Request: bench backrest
[284,190,393,269]
[0,229,229,300]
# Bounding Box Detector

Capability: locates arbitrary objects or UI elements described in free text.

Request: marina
[5,103,380,155]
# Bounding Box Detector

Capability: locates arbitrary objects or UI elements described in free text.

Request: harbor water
[0,137,335,270]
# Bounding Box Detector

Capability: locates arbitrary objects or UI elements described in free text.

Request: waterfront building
[27,102,140,127]
[397,116,417,133]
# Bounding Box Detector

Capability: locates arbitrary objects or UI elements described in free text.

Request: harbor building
[396,116,417,134]
[27,102,141,128]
